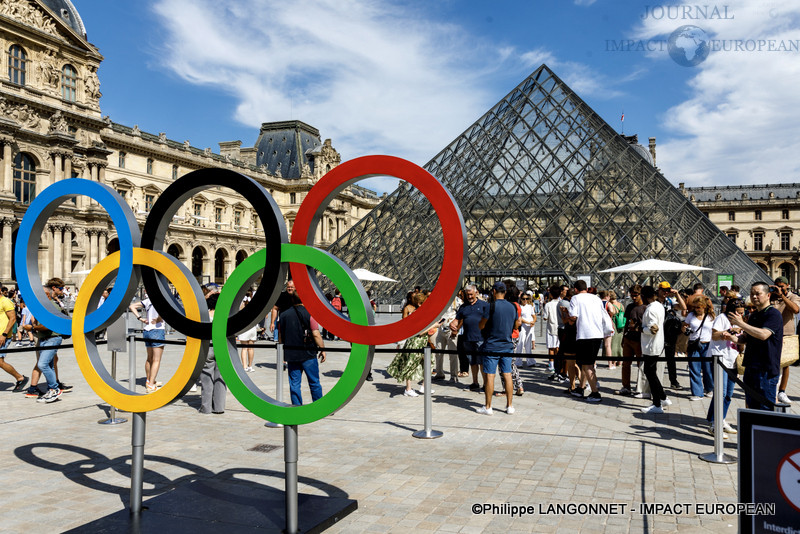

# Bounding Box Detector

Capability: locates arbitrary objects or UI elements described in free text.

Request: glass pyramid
[326,65,769,300]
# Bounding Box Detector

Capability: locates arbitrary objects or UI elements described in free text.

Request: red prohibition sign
[291,155,467,346]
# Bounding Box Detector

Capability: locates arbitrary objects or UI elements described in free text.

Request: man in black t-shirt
[270,280,295,341]
[279,293,326,406]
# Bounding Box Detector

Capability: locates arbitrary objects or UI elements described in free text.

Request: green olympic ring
[213,243,374,425]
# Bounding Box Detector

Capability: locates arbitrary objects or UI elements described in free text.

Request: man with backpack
[658,282,687,390]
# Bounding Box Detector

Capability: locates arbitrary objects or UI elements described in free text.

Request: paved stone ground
[0,319,796,533]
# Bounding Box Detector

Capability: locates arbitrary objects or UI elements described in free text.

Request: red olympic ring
[291,155,467,346]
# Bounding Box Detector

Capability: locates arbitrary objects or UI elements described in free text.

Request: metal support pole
[130,411,146,514]
[413,346,443,439]
[699,355,736,464]
[98,351,127,425]
[265,343,284,428]
[284,424,298,534]
[128,328,136,393]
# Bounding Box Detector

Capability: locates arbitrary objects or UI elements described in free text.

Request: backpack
[663,309,683,346]
[612,303,626,329]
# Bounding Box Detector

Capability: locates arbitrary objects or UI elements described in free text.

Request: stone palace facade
[0,0,381,287]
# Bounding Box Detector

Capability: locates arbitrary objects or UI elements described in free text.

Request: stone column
[52,225,63,279]
[63,225,73,279]
[48,153,56,188]
[53,153,63,183]
[45,225,54,282]
[64,156,72,180]
[98,164,106,184]
[0,219,13,281]
[99,230,108,260]
[2,142,13,194]
[86,229,95,270]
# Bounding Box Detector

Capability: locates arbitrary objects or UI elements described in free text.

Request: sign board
[717,274,734,296]
[106,313,127,352]
[738,409,800,533]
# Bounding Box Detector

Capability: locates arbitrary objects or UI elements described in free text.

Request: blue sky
[75,0,800,194]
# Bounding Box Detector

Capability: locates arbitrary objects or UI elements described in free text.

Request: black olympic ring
[140,168,288,339]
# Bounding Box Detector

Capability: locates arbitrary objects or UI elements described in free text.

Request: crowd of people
[380,278,798,435]
[2,275,797,435]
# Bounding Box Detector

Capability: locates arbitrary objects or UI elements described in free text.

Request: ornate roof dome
[41,0,86,38]
[631,143,654,166]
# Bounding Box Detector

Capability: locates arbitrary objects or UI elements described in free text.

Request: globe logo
[668,25,711,67]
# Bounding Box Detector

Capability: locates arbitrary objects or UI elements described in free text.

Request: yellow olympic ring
[72,248,209,413]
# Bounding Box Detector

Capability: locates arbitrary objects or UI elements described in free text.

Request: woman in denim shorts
[130,294,165,393]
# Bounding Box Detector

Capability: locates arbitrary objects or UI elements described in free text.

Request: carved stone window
[118,151,126,168]
[61,64,77,101]
[755,210,762,221]
[146,158,153,175]
[726,232,737,245]
[13,153,35,204]
[289,192,296,204]
[8,45,26,85]
[172,164,178,180]
[781,231,791,251]
[754,232,764,251]
[145,194,155,211]
[782,209,789,220]
[728,211,735,221]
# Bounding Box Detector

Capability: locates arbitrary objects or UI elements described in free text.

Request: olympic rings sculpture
[14,155,467,424]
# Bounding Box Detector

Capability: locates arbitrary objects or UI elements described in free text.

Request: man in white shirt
[640,286,670,414]
[568,280,604,403]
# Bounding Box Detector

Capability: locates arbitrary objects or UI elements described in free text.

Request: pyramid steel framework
[326,64,770,300]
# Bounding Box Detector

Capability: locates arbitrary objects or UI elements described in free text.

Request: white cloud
[151,0,507,189]
[151,0,615,194]
[633,0,800,185]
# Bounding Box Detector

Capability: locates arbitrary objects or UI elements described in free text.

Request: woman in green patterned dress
[388,292,434,396]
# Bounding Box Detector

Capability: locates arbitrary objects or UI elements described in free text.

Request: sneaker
[476,406,493,415]
[571,387,585,398]
[777,391,792,405]
[670,382,683,390]
[586,392,602,403]
[641,404,664,414]
[722,421,737,434]
[707,424,728,439]
[557,374,569,383]
[689,396,704,401]
[417,387,434,395]
[57,382,73,393]
[403,389,419,397]
[547,372,558,381]
[24,386,42,398]
[468,383,482,391]
[662,397,673,407]
[366,372,374,382]
[506,406,515,415]
[704,391,713,398]
[617,387,632,396]
[37,388,61,403]
[12,376,29,392]
[432,374,446,381]
[633,392,651,399]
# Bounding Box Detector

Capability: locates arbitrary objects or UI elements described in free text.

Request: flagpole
[621,109,624,134]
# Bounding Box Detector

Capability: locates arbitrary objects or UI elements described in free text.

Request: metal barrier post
[284,424,299,534]
[98,350,127,425]
[699,355,735,464]
[265,343,284,428]
[413,346,443,439]
[128,329,136,392]
[130,411,146,513]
